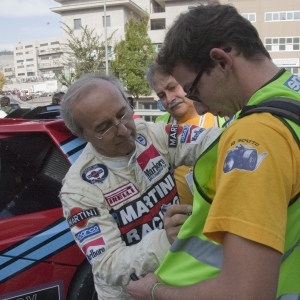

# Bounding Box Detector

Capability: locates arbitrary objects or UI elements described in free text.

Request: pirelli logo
[104,183,139,207]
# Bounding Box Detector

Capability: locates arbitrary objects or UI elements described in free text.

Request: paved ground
[26,96,52,106]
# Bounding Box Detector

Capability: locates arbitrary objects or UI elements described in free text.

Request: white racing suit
[60,119,220,299]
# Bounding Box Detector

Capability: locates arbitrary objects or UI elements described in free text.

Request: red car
[0,106,97,299]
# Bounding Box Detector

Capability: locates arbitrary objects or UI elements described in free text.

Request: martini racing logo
[165,124,183,147]
[136,133,147,146]
[137,145,167,183]
[68,207,100,228]
[82,164,108,184]
[82,236,108,264]
[284,74,300,93]
[111,172,179,245]
[75,224,101,243]
[186,126,205,144]
[104,182,139,207]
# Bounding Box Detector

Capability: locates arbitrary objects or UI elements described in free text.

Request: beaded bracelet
[149,282,164,300]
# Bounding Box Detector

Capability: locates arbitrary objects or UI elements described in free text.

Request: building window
[102,16,111,27]
[4,68,12,72]
[241,13,256,22]
[17,66,24,69]
[16,52,23,56]
[26,58,34,61]
[18,73,25,76]
[265,37,300,51]
[16,46,23,50]
[52,55,60,59]
[25,51,33,54]
[41,57,50,60]
[74,18,82,29]
[27,64,34,67]
[285,67,300,76]
[265,11,300,21]
[40,43,48,47]
[27,72,35,76]
[17,60,24,63]
[150,19,166,30]
[51,41,60,45]
[25,45,33,48]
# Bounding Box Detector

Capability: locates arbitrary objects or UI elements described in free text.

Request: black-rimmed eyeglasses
[185,47,232,102]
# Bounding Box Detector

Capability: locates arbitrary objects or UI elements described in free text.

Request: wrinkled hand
[127,273,161,300]
[163,204,192,244]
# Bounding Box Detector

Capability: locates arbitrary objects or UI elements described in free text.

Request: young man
[147,62,226,205]
[59,73,220,299]
[128,4,300,300]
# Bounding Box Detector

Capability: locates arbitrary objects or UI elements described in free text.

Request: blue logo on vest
[284,75,300,93]
[82,164,108,184]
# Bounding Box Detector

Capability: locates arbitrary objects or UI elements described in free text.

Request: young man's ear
[209,48,232,71]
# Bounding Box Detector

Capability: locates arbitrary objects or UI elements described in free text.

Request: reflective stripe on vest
[278,294,300,300]
[170,236,223,269]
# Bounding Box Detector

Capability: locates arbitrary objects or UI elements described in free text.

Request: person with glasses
[59,73,221,299]
[128,4,300,300]
[147,61,227,206]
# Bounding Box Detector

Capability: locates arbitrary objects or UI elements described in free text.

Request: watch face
[157,99,166,112]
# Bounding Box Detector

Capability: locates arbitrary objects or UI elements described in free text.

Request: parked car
[33,91,44,98]
[0,108,97,300]
[41,92,53,97]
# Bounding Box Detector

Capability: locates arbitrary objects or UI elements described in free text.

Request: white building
[13,37,63,80]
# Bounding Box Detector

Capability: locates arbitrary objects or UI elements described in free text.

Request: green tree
[60,23,116,86]
[111,14,156,99]
[0,73,6,91]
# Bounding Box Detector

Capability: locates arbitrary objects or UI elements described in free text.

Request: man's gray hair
[60,73,127,138]
[146,61,170,89]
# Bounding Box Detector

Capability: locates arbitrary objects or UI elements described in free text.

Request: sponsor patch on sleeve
[82,163,108,184]
[284,74,300,93]
[165,124,183,147]
[186,125,205,144]
[68,207,100,228]
[104,182,139,207]
[136,145,168,183]
[82,236,108,264]
[75,224,101,243]
[180,125,191,143]
[223,144,268,173]
[136,133,147,146]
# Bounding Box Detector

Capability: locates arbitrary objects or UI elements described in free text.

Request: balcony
[38,62,63,70]
[37,48,63,56]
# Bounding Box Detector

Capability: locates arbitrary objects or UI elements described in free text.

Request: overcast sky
[0,0,62,51]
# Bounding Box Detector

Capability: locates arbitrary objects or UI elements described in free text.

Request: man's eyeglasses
[185,47,232,102]
[95,108,134,140]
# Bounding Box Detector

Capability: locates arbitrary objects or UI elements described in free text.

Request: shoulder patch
[223,144,268,173]
[82,163,108,184]
[82,236,108,264]
[136,133,147,146]
[186,125,205,144]
[75,224,101,243]
[67,207,100,228]
[165,124,183,147]
[284,74,300,93]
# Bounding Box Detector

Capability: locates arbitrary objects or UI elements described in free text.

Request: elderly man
[128,3,300,300]
[59,73,220,299]
[147,62,226,205]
